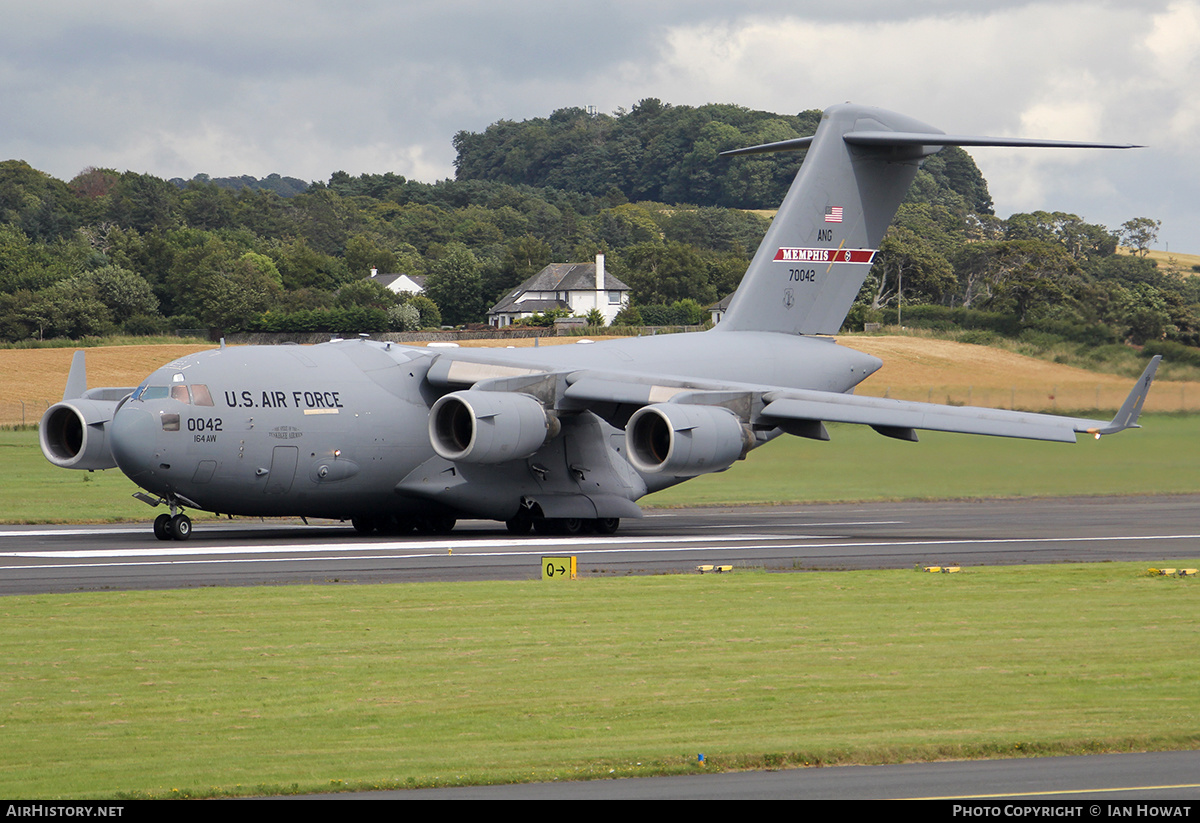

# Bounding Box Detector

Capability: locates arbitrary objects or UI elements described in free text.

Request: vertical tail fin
[714,104,1140,336]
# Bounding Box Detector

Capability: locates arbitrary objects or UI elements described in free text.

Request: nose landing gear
[136,493,195,541]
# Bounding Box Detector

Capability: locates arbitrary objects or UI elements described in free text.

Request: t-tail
[714,104,1140,336]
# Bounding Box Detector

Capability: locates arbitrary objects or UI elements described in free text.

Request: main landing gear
[153,511,192,541]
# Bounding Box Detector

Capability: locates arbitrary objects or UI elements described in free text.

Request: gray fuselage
[106,329,880,522]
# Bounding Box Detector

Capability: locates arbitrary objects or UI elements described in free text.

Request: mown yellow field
[4,333,1195,425]
[1118,246,1200,277]
[841,336,1197,412]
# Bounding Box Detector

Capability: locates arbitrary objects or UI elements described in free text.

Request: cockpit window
[190,384,214,406]
[133,385,169,401]
[133,383,214,406]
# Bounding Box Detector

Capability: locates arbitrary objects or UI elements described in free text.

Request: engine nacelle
[39,399,121,470]
[626,403,752,476]
[429,391,558,464]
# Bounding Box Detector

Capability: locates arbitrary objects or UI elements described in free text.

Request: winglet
[63,351,88,400]
[1089,356,1161,436]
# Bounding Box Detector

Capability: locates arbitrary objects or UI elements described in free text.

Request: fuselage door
[264,446,299,495]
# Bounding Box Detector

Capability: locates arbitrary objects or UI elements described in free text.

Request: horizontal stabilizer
[719,136,814,157]
[842,132,1142,150]
[720,132,1140,157]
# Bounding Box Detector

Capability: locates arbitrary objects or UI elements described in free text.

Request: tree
[387,303,421,332]
[108,172,181,233]
[344,233,399,277]
[623,241,713,306]
[406,294,442,329]
[611,303,643,326]
[337,277,398,311]
[864,227,955,311]
[1120,217,1161,257]
[980,240,1078,321]
[1113,282,1173,344]
[272,237,346,291]
[67,265,159,319]
[423,243,484,325]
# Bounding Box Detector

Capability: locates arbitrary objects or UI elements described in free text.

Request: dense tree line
[849,205,1200,346]
[0,99,1195,352]
[453,100,993,214]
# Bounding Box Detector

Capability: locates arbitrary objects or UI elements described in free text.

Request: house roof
[370,273,426,292]
[515,262,629,294]
[708,293,735,312]
[488,262,630,314]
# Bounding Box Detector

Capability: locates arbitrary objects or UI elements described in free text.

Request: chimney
[595,253,605,292]
[370,267,378,277]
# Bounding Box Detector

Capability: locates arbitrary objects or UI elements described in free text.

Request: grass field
[3,563,1197,798]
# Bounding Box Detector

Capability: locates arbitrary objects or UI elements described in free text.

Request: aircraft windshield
[132,383,214,405]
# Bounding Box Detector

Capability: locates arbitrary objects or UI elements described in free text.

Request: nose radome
[109,407,156,479]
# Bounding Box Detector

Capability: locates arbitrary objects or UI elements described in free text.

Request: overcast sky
[4,1,1197,250]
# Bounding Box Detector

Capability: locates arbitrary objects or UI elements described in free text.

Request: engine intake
[429,391,558,464]
[39,399,120,470]
[626,403,752,476]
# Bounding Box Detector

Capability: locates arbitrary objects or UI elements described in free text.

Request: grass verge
[2,563,1197,798]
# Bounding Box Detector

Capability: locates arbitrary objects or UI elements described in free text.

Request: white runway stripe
[2,533,1197,573]
[0,533,788,560]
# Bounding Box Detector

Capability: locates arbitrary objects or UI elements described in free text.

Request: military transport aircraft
[39,103,1160,540]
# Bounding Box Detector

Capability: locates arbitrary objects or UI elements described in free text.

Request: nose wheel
[153,512,193,541]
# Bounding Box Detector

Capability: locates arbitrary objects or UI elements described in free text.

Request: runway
[2,494,1198,595]
[348,750,1200,800]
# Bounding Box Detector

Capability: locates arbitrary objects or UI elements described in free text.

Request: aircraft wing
[567,356,1159,444]
[757,355,1160,443]
[430,350,1161,445]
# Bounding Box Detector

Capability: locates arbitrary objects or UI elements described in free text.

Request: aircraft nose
[109,406,156,479]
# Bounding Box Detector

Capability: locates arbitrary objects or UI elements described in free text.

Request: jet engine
[429,390,559,464]
[625,403,754,476]
[39,399,121,470]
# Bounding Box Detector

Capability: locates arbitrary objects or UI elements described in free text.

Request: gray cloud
[1,1,1192,246]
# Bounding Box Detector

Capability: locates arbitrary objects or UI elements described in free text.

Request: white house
[487,254,630,327]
